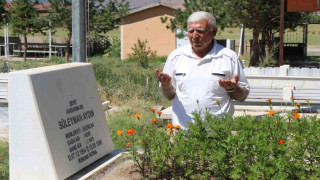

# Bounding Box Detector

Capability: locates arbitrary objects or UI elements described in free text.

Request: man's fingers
[155,69,160,76]
[234,74,239,83]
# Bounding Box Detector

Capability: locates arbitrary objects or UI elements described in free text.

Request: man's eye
[197,29,206,33]
[187,28,207,34]
[187,28,194,33]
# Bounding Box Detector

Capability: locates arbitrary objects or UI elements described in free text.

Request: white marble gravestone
[9,63,114,180]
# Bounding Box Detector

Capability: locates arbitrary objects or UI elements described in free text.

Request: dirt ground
[87,157,141,180]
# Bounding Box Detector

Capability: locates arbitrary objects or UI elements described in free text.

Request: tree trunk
[266,30,273,58]
[24,35,27,62]
[65,29,72,63]
[249,25,260,66]
[260,31,266,61]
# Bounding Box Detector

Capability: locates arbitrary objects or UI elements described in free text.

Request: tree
[9,0,46,61]
[89,0,129,34]
[47,0,72,62]
[226,0,307,66]
[47,0,129,62]
[161,0,230,38]
[163,0,308,66]
[0,0,7,24]
[87,0,129,56]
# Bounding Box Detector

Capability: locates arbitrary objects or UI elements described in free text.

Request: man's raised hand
[155,69,172,87]
[218,74,239,90]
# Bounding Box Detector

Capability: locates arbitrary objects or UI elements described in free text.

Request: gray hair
[187,11,216,31]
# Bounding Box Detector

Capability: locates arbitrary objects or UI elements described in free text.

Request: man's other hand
[218,74,239,90]
[155,69,171,87]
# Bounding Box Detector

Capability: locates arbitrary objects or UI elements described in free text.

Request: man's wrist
[226,87,235,93]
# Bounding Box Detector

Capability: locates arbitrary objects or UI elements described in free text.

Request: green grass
[0,58,60,72]
[0,142,9,180]
[307,24,320,48]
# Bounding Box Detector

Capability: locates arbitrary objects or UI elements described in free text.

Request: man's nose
[192,31,200,37]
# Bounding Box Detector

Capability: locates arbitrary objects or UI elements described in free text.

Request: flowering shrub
[116,108,320,179]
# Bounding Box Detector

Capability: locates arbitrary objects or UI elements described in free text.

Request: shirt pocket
[209,72,227,94]
[175,73,187,93]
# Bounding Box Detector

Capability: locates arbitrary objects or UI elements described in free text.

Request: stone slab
[9,63,114,180]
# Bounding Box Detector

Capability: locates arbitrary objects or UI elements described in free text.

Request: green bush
[104,37,121,57]
[118,107,320,179]
[128,39,157,68]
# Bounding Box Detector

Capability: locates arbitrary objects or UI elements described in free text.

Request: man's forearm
[160,84,176,100]
[227,85,249,102]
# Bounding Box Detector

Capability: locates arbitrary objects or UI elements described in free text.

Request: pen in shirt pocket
[211,73,225,76]
[175,73,186,77]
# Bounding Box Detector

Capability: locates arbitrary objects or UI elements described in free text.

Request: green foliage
[120,109,320,179]
[89,0,129,34]
[89,56,166,103]
[0,0,7,24]
[46,56,65,64]
[88,35,112,56]
[0,142,9,180]
[47,0,72,30]
[104,37,121,57]
[46,0,72,61]
[164,0,310,66]
[0,59,57,71]
[162,0,228,33]
[9,0,45,36]
[9,0,46,61]
[128,39,157,68]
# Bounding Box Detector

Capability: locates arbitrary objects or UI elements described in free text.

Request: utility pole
[49,22,52,59]
[279,0,285,66]
[4,23,7,57]
[72,0,86,62]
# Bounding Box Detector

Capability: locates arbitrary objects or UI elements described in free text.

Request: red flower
[267,98,272,102]
[157,111,162,116]
[126,129,134,135]
[126,142,132,147]
[151,108,156,112]
[278,140,285,144]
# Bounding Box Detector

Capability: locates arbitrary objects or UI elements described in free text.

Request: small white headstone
[9,63,114,180]
[280,65,290,76]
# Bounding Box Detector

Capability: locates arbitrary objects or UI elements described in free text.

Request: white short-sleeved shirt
[161,39,250,129]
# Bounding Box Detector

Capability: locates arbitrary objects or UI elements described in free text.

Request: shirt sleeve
[160,50,179,89]
[227,53,250,101]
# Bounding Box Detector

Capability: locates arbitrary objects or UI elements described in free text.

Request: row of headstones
[9,63,114,180]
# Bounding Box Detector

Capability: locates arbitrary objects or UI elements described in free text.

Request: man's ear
[212,27,218,37]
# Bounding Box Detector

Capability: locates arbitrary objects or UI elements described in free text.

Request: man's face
[187,19,217,53]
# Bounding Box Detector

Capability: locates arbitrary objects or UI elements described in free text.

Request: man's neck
[192,40,214,59]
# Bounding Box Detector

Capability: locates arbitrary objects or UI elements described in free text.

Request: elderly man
[156,11,249,129]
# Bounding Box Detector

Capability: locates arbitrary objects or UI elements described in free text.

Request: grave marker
[9,63,114,180]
